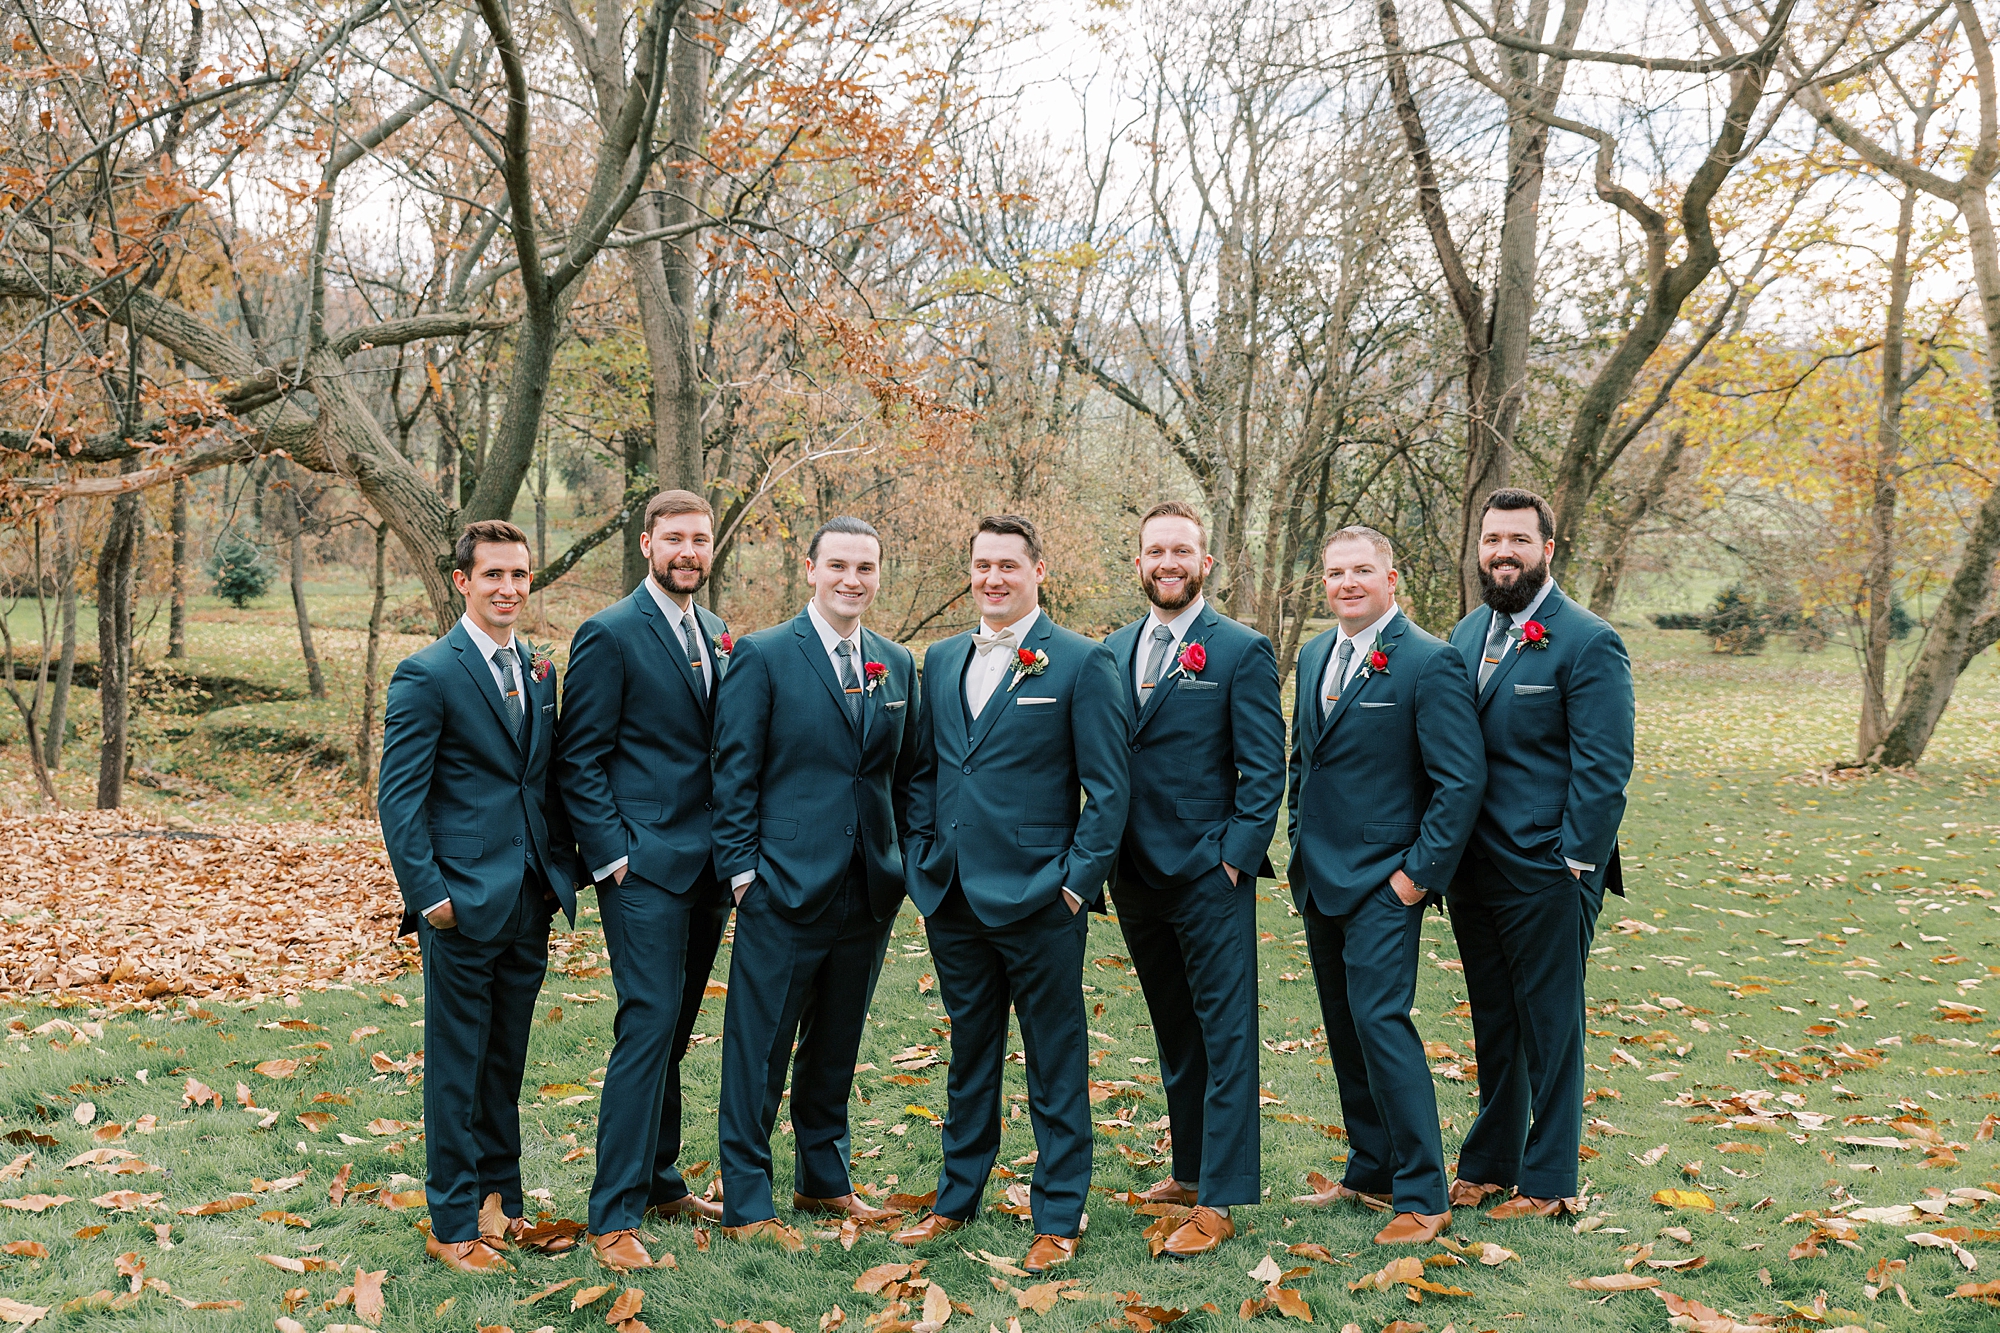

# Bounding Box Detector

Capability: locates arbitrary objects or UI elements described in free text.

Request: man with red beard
[556,490,733,1271]
[1443,488,1634,1221]
[1102,502,1284,1257]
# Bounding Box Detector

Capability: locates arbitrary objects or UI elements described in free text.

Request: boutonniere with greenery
[864,661,889,695]
[1168,640,1207,681]
[714,631,734,657]
[1007,646,1050,691]
[1354,635,1395,683]
[1514,619,1550,651]
[528,644,555,683]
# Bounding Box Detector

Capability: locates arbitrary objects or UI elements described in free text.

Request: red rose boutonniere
[864,661,889,695]
[714,631,734,657]
[1355,635,1396,683]
[528,645,555,683]
[1516,619,1550,651]
[1169,640,1207,681]
[1007,646,1050,691]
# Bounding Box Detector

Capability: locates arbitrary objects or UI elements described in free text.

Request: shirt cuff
[731,870,756,890]
[421,899,451,918]
[1061,886,1082,910]
[593,856,629,884]
[1565,858,1597,873]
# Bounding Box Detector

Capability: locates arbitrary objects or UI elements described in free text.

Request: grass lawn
[0,625,1997,1330]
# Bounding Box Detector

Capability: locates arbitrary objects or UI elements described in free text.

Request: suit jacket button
[1312,763,1322,771]
[1131,743,1141,753]
[512,835,524,846]
[961,764,972,774]
[845,826,855,837]
[704,802,713,811]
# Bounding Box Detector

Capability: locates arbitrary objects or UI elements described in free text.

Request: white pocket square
[1358,701,1396,708]
[1513,684,1555,695]
[1016,696,1058,705]
[884,700,906,710]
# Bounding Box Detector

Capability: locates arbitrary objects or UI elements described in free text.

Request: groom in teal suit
[1288,526,1484,1246]
[890,514,1131,1276]
[1445,488,1634,1219]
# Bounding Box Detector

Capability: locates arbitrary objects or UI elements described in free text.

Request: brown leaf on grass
[1788,1239,1824,1261]
[1949,1280,2000,1302]
[1268,1286,1311,1321]
[1378,1323,1429,1333]
[255,1059,301,1079]
[170,1298,245,1311]
[352,1269,386,1326]
[1644,1255,1708,1272]
[282,1290,310,1313]
[570,1285,613,1311]
[329,1163,352,1207]
[1286,1243,1339,1263]
[819,1308,845,1333]
[3,1241,49,1257]
[90,1191,162,1212]
[115,1252,143,1292]
[91,1124,123,1143]
[605,1289,643,1325]
[1,1132,56,1150]
[297,1113,337,1133]
[365,1119,413,1136]
[259,1211,310,1228]
[151,1223,171,1249]
[255,1172,309,1193]
[1349,1256,1425,1291]
[1017,1280,1079,1315]
[0,1196,70,1213]
[854,1263,914,1294]
[1569,1274,1659,1292]
[177,1194,256,1216]
[0,1297,50,1327]
[260,1254,337,1274]
[921,1283,950,1325]
[0,1155,29,1182]
[71,1226,104,1239]
[1436,1236,1518,1265]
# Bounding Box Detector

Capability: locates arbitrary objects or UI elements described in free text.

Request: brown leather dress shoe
[586,1229,656,1271]
[1133,1178,1198,1207]
[1374,1210,1451,1244]
[890,1212,966,1247]
[793,1192,902,1225]
[1292,1179,1392,1210]
[721,1218,806,1252]
[1447,1179,1507,1209]
[1023,1233,1078,1274]
[1486,1195,1564,1220]
[647,1193,725,1223]
[1161,1206,1234,1258]
[426,1234,514,1273]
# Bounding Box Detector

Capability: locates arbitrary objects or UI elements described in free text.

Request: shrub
[1706,584,1769,655]
[207,533,276,609]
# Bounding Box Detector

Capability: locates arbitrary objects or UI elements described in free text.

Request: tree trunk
[358,521,388,812]
[168,474,188,659]
[44,506,78,772]
[94,487,140,809]
[662,2,709,491]
[287,487,327,700]
[1858,187,1919,759]
[623,425,656,592]
[1589,426,1687,616]
[534,431,549,628]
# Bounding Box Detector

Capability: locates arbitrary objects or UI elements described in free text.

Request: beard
[1478,550,1549,615]
[1142,563,1206,613]
[651,555,708,598]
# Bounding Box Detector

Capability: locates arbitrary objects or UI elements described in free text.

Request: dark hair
[808,515,881,561]
[970,513,1043,562]
[454,519,531,573]
[643,488,714,535]
[1323,524,1395,567]
[1481,487,1555,543]
[1139,500,1206,551]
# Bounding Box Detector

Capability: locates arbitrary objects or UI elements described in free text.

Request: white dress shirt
[965,607,1040,720]
[1487,579,1592,873]
[730,601,866,892]
[1316,605,1398,712]
[1132,595,1206,701]
[428,615,523,918]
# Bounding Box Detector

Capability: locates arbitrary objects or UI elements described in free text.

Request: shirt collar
[458,613,515,661]
[642,573,697,625]
[805,599,861,655]
[976,606,1040,645]
[1508,579,1558,627]
[1147,594,1205,642]
[1335,604,1399,650]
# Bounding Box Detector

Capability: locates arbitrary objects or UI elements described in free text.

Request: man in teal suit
[710,516,920,1249]
[1104,502,1284,1258]
[1288,526,1485,1245]
[555,490,734,1272]
[890,514,1131,1275]
[1445,489,1634,1219]
[378,520,578,1273]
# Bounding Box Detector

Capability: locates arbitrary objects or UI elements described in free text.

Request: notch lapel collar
[1314,613,1400,755]
[636,583,708,714]
[796,612,860,742]
[1135,603,1215,737]
[1477,588,1561,713]
[967,613,1047,758]
[453,624,524,756]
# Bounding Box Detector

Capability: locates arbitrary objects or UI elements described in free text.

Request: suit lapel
[453,625,524,756]
[1314,613,1401,754]
[1295,632,1330,755]
[796,612,860,741]
[1476,588,1563,712]
[635,583,708,714]
[968,614,1049,757]
[936,633,974,758]
[858,628,890,749]
[1135,604,1215,736]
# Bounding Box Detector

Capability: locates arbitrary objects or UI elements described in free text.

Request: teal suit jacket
[904,613,1133,926]
[1447,585,1634,896]
[378,624,579,940]
[1288,611,1485,915]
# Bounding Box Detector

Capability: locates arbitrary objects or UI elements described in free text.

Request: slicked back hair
[1139,500,1207,552]
[808,515,882,561]
[455,519,531,573]
[970,513,1043,562]
[1324,524,1395,568]
[644,488,714,535]
[1481,487,1556,542]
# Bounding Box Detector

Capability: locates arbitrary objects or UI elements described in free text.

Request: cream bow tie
[974,629,1019,655]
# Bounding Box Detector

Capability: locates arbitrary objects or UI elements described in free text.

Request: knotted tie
[835,639,863,726]
[1324,638,1353,717]
[682,612,707,700]
[1138,623,1174,709]
[1477,611,1512,692]
[496,648,524,737]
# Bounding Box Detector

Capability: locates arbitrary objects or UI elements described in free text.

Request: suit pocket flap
[431,835,483,860]
[761,817,799,841]
[1361,822,1420,844]
[884,700,907,710]
[1016,824,1073,848]
[1174,798,1228,821]
[615,798,663,821]
[1513,683,1555,695]
[1016,696,1058,705]
[1179,680,1220,691]
[1531,805,1564,827]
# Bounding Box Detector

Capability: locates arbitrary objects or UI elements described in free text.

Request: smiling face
[969,531,1045,631]
[642,510,714,603]
[452,540,533,641]
[807,531,881,633]
[1477,506,1553,615]
[1136,515,1212,614]
[1321,535,1397,636]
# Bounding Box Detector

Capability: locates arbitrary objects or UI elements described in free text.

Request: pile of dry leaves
[0,810,409,1001]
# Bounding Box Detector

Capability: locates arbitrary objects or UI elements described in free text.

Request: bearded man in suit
[889,514,1131,1275]
[1288,526,1484,1245]
[379,520,579,1272]
[709,516,920,1249]
[1444,488,1635,1220]
[555,490,734,1271]
[1104,501,1284,1258]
